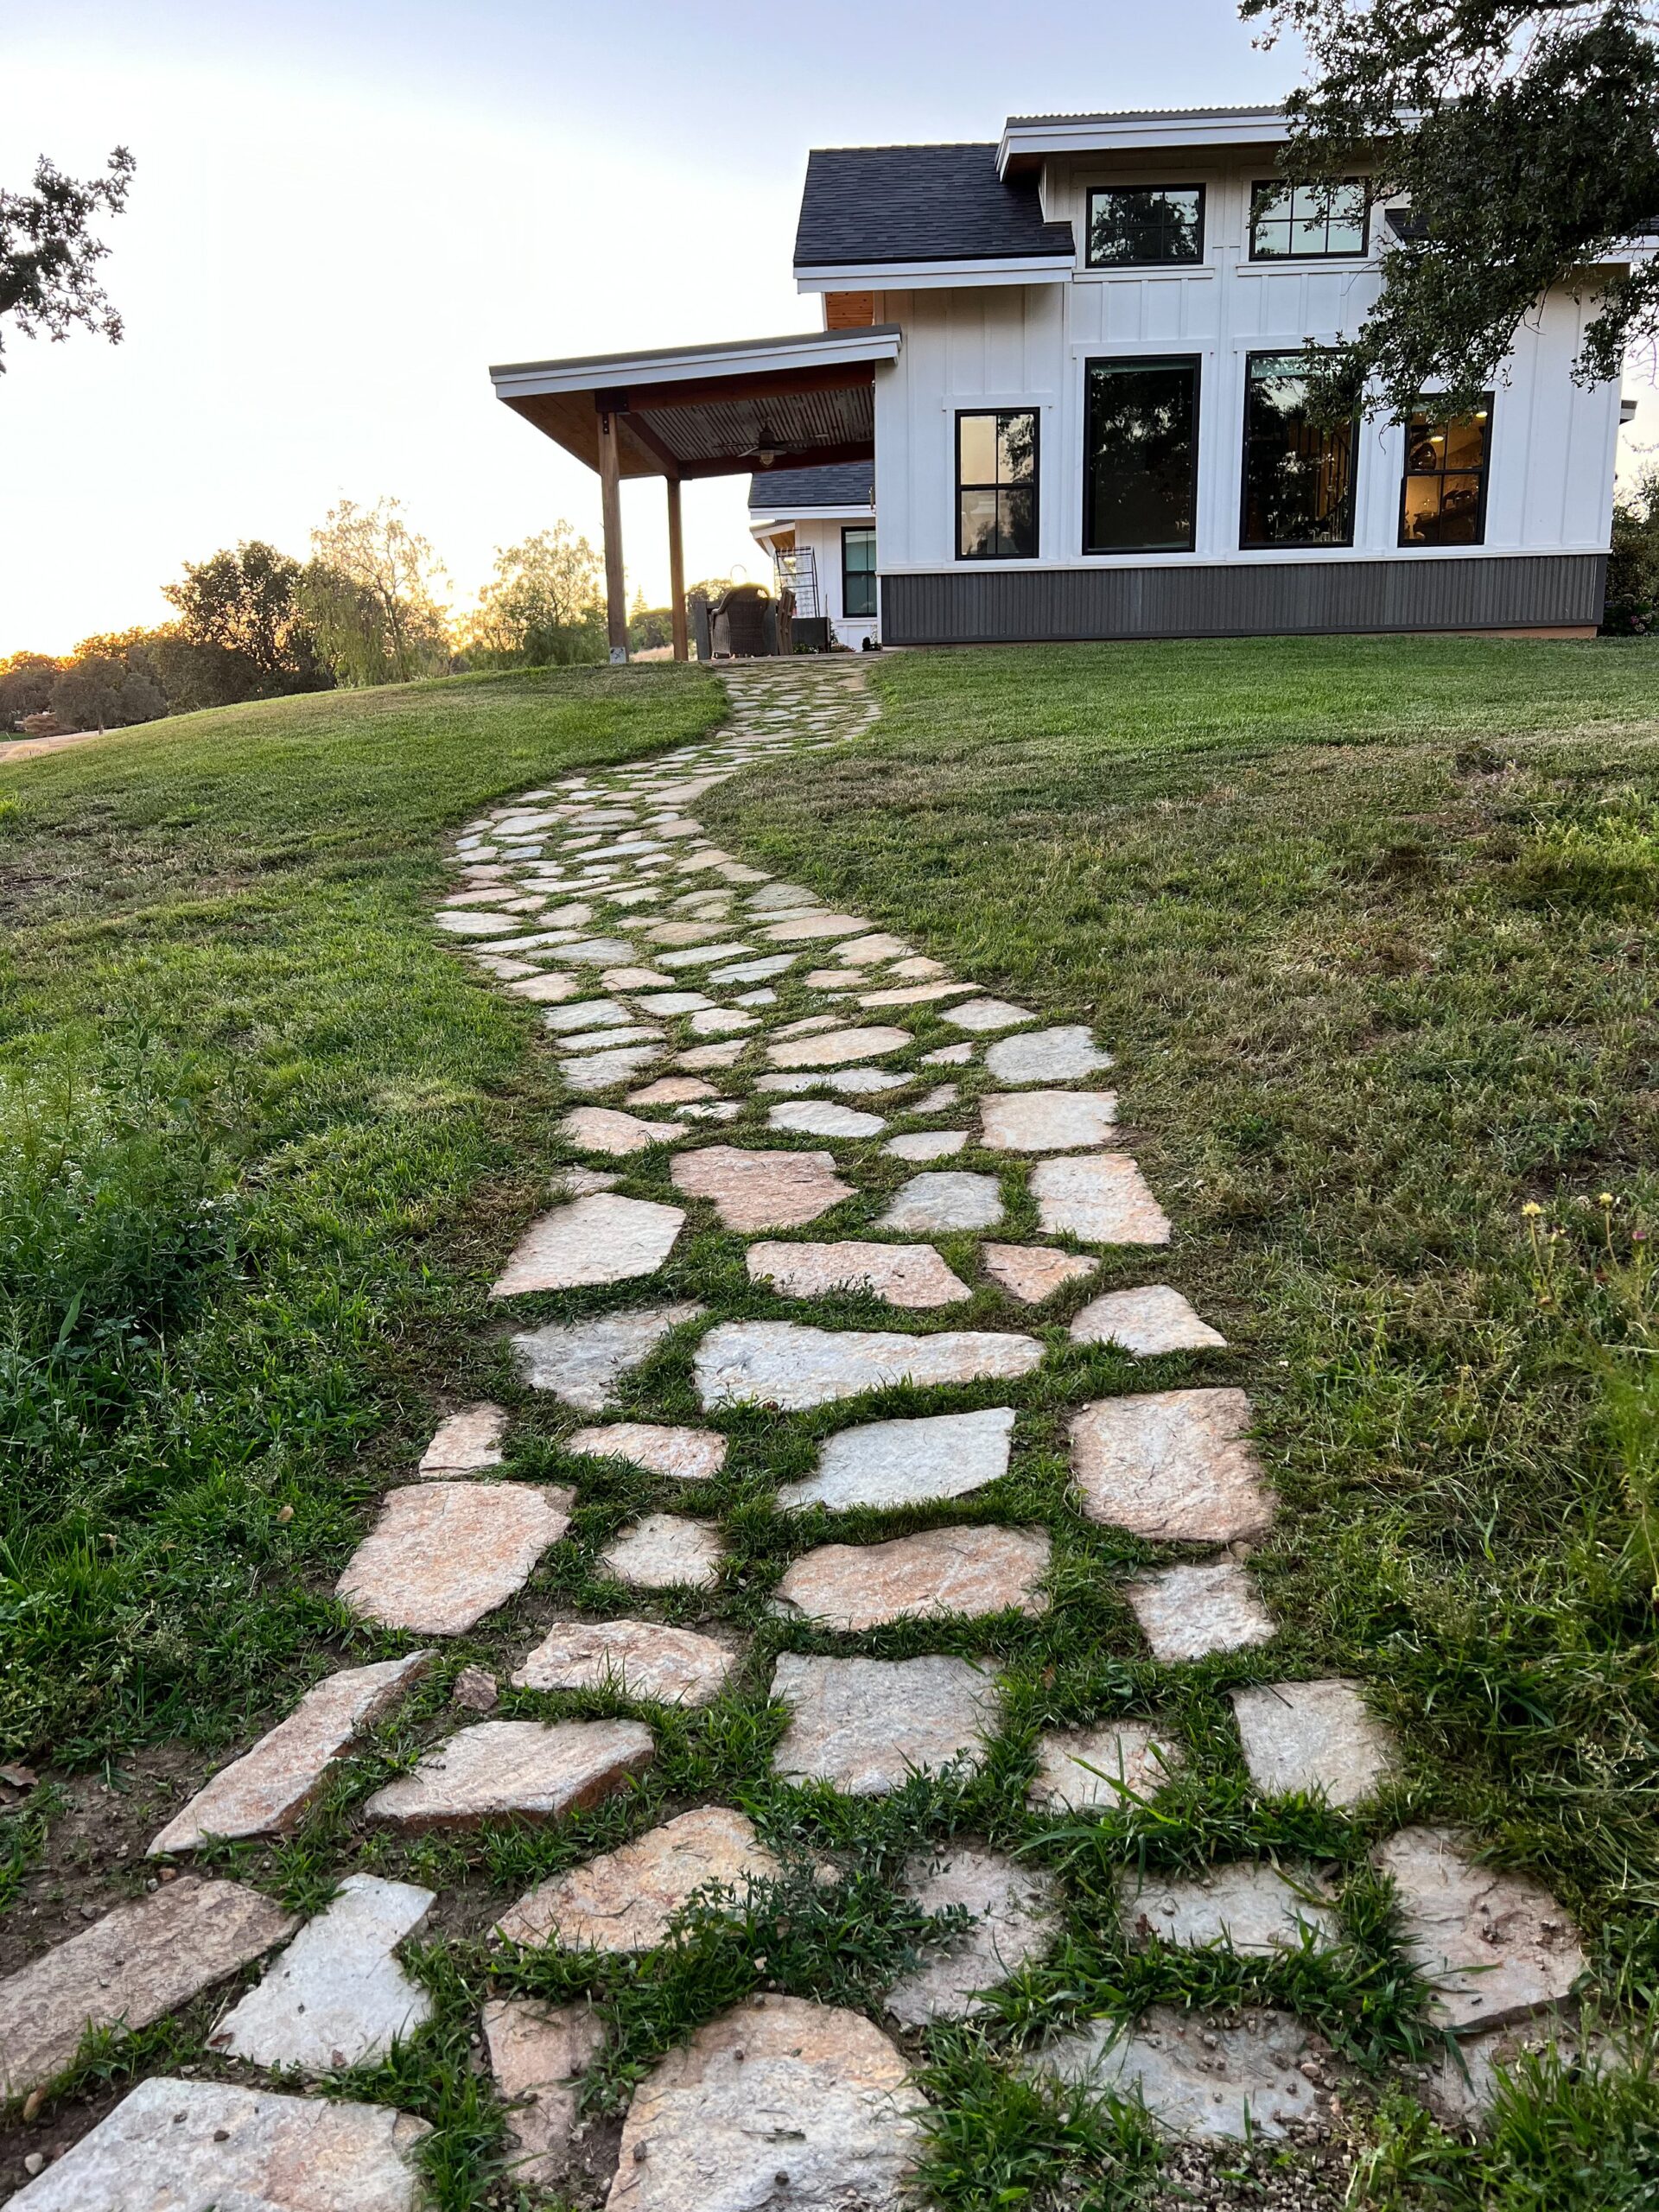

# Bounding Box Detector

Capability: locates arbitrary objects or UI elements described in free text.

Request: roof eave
[489,324,902,401]
[996,109,1290,175]
[796,253,1072,293]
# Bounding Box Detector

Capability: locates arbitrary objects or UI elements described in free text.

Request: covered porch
[488,326,899,660]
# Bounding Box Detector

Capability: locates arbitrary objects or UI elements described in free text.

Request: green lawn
[0,666,722,1767]
[701,633,1659,2207]
[4,637,1659,2209]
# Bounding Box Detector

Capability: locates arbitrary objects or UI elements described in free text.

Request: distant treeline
[3,499,727,733]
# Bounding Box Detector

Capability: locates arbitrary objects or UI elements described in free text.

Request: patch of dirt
[0,1746,200,1978]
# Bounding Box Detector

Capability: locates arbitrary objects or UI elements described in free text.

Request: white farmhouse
[492,107,1649,654]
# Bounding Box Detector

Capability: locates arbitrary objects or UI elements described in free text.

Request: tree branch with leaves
[1241,0,1659,420]
[0,148,136,370]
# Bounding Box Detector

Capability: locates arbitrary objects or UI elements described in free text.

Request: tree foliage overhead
[298,497,452,688]
[462,525,606,667]
[1240,0,1659,419]
[0,148,136,370]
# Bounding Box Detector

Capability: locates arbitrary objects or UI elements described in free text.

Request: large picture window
[1249,180,1368,260]
[957,410,1039,559]
[842,524,877,615]
[1083,358,1200,553]
[1241,352,1357,548]
[1086,186,1204,268]
[1400,399,1491,546]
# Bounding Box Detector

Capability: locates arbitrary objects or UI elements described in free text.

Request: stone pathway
[3,657,1591,2203]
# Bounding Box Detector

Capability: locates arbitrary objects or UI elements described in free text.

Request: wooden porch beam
[666,479,688,663]
[596,406,628,662]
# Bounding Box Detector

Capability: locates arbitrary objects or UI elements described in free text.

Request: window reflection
[957,410,1039,559]
[1241,353,1357,547]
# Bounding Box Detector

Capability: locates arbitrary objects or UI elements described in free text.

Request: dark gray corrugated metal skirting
[881,555,1605,643]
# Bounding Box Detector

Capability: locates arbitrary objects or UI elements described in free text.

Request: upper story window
[1249,180,1369,260]
[1241,351,1357,549]
[842,524,877,616]
[957,410,1039,560]
[1085,186,1205,268]
[1401,400,1492,546]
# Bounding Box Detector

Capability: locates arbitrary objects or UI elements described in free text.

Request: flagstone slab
[566,1421,728,1480]
[1069,1387,1272,1544]
[861,982,980,1007]
[767,1098,887,1138]
[772,1654,999,1795]
[941,997,1036,1033]
[647,919,729,944]
[757,1067,909,1095]
[658,942,759,969]
[218,1874,435,2071]
[498,1807,779,1953]
[1421,2018,1587,2129]
[558,1046,663,1093]
[883,1128,970,1163]
[1030,1154,1173,1243]
[364,1719,654,1833]
[832,932,915,965]
[747,1238,971,1310]
[695,1320,1043,1411]
[550,1165,621,1196]
[1028,1719,1185,1812]
[671,1145,853,1230]
[508,970,583,1002]
[626,990,715,1015]
[149,1653,434,1854]
[915,1083,961,1112]
[437,908,523,936]
[891,956,948,980]
[558,1025,663,1056]
[767,1025,912,1069]
[1372,1827,1587,2031]
[557,1106,682,1155]
[887,1847,1062,2025]
[601,1510,725,1590]
[337,1482,574,1635]
[512,1619,740,1706]
[418,1400,507,1475]
[0,1878,298,2098]
[1121,1863,1340,1955]
[776,1525,1050,1630]
[1069,1285,1226,1356]
[984,1026,1115,1084]
[1035,2005,1329,2142]
[511,1300,708,1410]
[483,1998,604,2188]
[923,1041,976,1065]
[6,2078,431,2211]
[709,953,798,982]
[981,1090,1118,1153]
[762,912,875,942]
[1230,1680,1398,1809]
[677,1039,747,1070]
[747,882,823,910]
[491,1193,684,1294]
[604,966,677,988]
[551,938,640,965]
[607,1993,918,2212]
[983,1244,1097,1305]
[776,1407,1017,1512]
[878,1170,1003,1231]
[1123,1561,1277,1662]
[627,1076,718,1105]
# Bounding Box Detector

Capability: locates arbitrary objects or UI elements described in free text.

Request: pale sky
[4,0,1656,655]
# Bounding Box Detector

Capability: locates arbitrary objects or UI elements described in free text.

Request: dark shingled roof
[794,143,1075,270]
[748,461,875,512]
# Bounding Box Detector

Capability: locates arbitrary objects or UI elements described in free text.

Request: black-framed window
[1086,185,1205,268]
[1084,357,1201,553]
[1249,179,1369,259]
[1241,352,1357,548]
[842,524,877,615]
[1400,398,1492,546]
[957,410,1039,559]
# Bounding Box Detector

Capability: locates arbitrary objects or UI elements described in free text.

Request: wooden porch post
[596,406,628,662]
[666,476,689,663]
